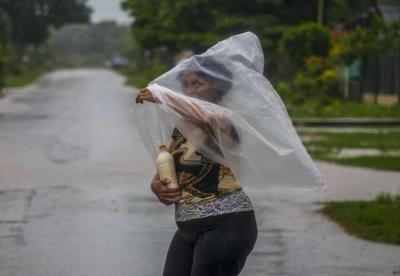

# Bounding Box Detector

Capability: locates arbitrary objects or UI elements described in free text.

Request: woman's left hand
[151,174,182,205]
[135,88,156,104]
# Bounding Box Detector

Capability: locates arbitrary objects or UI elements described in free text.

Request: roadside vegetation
[289,101,400,118]
[320,193,400,245]
[0,19,134,95]
[121,58,168,88]
[0,1,91,96]
[4,65,51,88]
[301,130,400,171]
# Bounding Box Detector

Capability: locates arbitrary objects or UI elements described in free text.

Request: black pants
[163,211,258,276]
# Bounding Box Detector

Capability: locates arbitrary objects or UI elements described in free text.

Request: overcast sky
[87,0,132,24]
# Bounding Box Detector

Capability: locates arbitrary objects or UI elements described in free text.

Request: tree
[0,8,11,91]
[121,0,308,52]
[0,0,91,51]
[122,0,386,53]
[47,21,134,66]
[0,7,10,47]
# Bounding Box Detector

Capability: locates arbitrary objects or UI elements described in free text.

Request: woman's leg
[162,229,194,276]
[191,211,258,276]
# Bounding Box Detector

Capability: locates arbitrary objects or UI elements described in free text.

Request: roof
[379,4,400,23]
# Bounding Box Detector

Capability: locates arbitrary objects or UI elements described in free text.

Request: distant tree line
[0,0,91,53]
[0,0,91,93]
[48,21,134,67]
[121,0,391,53]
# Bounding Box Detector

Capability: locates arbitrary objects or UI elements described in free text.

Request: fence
[347,54,400,105]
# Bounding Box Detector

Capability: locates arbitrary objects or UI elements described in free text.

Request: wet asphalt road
[0,69,399,276]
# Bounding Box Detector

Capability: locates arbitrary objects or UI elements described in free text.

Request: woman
[134,32,325,276]
[136,59,258,276]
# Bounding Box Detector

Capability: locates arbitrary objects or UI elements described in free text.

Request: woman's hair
[178,56,233,101]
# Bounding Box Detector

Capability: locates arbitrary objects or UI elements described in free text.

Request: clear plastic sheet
[134,32,326,192]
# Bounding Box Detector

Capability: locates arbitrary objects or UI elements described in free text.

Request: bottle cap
[159,144,167,150]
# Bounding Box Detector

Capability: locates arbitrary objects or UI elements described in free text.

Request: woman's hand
[135,88,155,104]
[151,174,182,205]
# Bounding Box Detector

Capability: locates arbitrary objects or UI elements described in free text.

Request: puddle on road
[0,188,36,247]
[43,136,89,164]
[0,113,49,121]
[12,93,52,104]
[0,185,84,247]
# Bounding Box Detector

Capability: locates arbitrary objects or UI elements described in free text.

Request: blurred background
[1,0,399,170]
[1,0,400,110]
[0,1,399,106]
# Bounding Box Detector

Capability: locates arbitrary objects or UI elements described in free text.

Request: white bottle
[157,144,178,188]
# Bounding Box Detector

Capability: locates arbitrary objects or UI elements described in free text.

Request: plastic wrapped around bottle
[134,32,326,192]
[157,144,178,188]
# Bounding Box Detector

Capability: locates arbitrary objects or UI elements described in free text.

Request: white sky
[87,0,132,24]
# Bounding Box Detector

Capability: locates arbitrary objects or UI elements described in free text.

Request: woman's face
[181,71,218,102]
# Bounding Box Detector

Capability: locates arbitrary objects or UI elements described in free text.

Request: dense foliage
[0,0,92,92]
[121,0,385,52]
[339,16,400,64]
[0,0,91,49]
[121,0,400,113]
[0,8,10,92]
[280,22,332,66]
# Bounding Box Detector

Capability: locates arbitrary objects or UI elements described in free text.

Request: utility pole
[318,0,324,25]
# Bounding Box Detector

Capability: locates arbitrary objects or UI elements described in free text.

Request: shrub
[123,57,168,88]
[280,22,332,67]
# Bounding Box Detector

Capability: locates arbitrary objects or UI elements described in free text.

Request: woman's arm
[136,87,209,128]
[135,87,239,143]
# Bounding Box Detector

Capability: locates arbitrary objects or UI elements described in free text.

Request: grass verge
[327,156,400,171]
[320,193,400,245]
[302,131,400,171]
[4,67,49,88]
[119,60,168,88]
[288,101,400,118]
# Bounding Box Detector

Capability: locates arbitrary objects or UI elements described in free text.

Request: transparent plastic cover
[134,32,326,192]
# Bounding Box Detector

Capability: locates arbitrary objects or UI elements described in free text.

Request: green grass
[289,101,400,118]
[4,67,48,88]
[304,132,400,150]
[320,193,400,245]
[324,156,400,171]
[302,131,400,171]
[120,61,168,88]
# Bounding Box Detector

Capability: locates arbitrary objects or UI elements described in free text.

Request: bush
[292,68,340,100]
[336,16,400,65]
[319,68,341,99]
[280,22,332,67]
[122,57,168,88]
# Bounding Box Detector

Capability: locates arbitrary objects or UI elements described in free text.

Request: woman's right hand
[151,174,182,205]
[135,88,156,104]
